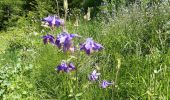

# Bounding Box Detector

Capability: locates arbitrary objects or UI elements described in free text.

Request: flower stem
[112,58,121,98]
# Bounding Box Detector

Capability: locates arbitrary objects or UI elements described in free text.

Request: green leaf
[75,93,83,97]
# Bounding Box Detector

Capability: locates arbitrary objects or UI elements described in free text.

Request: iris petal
[80,38,103,55]
[42,34,54,44]
[101,80,112,88]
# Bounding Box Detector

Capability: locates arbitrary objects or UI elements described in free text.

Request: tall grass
[0,2,170,99]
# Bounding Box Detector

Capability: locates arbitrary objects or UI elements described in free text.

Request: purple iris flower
[68,63,76,70]
[68,63,76,71]
[101,80,113,88]
[89,70,100,81]
[55,32,78,52]
[42,34,55,44]
[42,16,62,27]
[80,38,103,55]
[56,62,68,72]
[56,62,75,72]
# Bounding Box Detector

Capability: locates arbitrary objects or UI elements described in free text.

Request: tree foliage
[0,0,168,31]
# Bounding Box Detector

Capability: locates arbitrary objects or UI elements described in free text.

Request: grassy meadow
[0,1,170,100]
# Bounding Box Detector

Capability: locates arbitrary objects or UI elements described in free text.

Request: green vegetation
[0,0,170,99]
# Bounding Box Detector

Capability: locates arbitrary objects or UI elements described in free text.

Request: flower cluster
[56,62,75,72]
[42,32,78,53]
[55,32,78,52]
[88,70,113,88]
[41,15,114,89]
[42,34,103,54]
